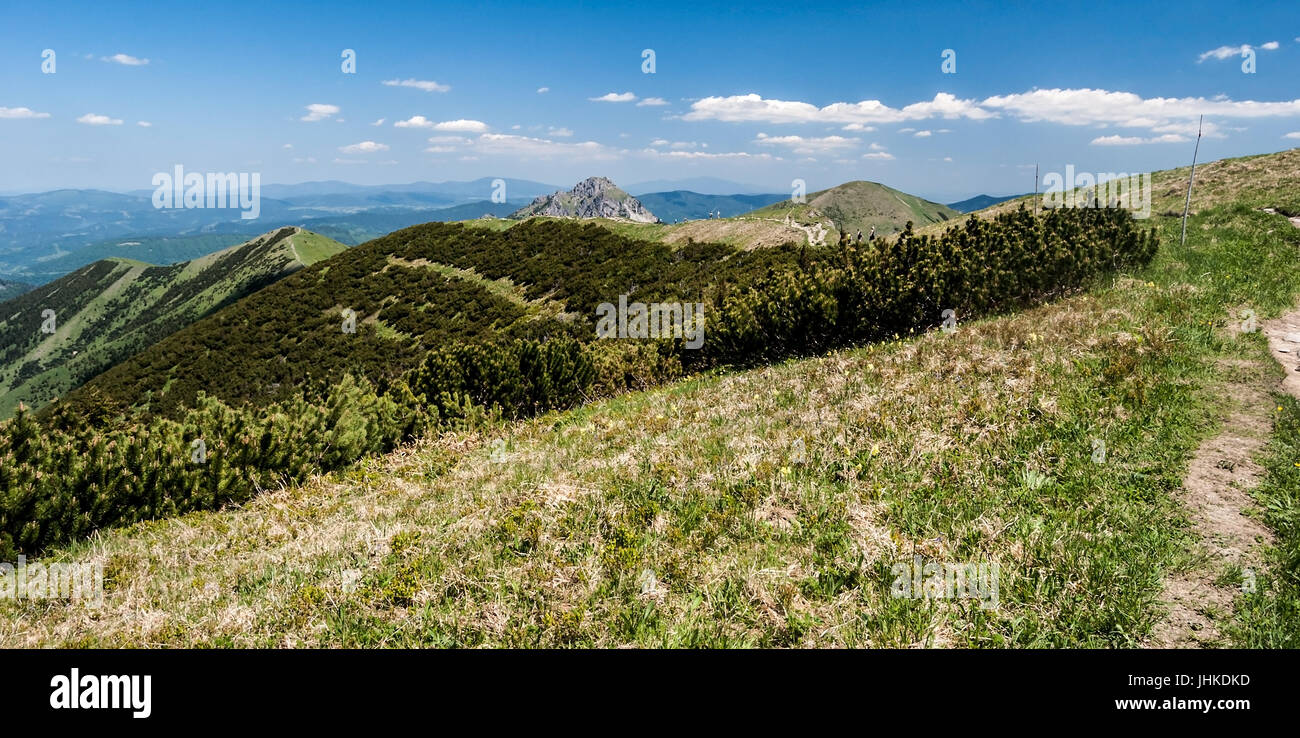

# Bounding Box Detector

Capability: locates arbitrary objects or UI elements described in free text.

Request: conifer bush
[0,205,1157,557]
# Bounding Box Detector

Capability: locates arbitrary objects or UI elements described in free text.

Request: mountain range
[0,227,346,416]
[0,173,983,421]
[2,175,1002,286]
[635,191,788,223]
[946,193,1029,213]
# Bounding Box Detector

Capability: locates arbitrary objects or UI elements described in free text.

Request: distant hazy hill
[296,200,527,246]
[634,191,787,222]
[0,190,314,279]
[745,180,959,238]
[9,198,537,286]
[512,177,659,222]
[0,181,558,284]
[0,279,31,302]
[947,193,1028,213]
[258,177,559,202]
[0,227,346,416]
[25,234,254,284]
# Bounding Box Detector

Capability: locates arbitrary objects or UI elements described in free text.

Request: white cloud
[1199,44,1251,61]
[102,53,148,66]
[1198,42,1279,61]
[913,130,932,137]
[1284,132,1300,139]
[338,141,390,154]
[473,132,616,159]
[416,132,623,160]
[394,115,435,129]
[842,123,876,131]
[754,132,859,153]
[943,156,953,162]
[637,97,669,107]
[589,92,637,103]
[684,87,1300,140]
[684,92,993,125]
[537,87,550,94]
[641,149,774,161]
[301,103,340,122]
[371,118,385,127]
[433,119,488,132]
[649,139,702,150]
[398,116,488,132]
[979,88,1300,134]
[77,113,123,126]
[382,78,450,93]
[548,127,574,137]
[426,135,471,145]
[862,152,895,160]
[293,156,317,164]
[1090,134,1189,146]
[0,106,51,119]
[136,121,152,127]
[283,143,293,149]
[869,142,886,151]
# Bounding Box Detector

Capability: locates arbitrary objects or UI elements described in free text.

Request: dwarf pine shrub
[0,205,1156,557]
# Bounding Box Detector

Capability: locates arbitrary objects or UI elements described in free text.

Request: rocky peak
[511,177,659,223]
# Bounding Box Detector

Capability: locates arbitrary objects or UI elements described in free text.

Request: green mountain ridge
[745,180,960,238]
[0,279,31,302]
[633,190,788,222]
[947,193,1029,213]
[54,219,803,419]
[0,227,347,416]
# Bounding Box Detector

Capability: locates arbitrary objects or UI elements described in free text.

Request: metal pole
[1180,115,1204,248]
[1034,164,1039,217]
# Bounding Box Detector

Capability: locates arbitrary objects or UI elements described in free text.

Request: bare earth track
[1148,211,1300,647]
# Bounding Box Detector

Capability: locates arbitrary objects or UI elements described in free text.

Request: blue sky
[2,0,1299,201]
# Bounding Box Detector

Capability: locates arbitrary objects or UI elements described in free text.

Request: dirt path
[286,227,303,265]
[1146,383,1274,647]
[1263,307,1300,397]
[1148,210,1300,647]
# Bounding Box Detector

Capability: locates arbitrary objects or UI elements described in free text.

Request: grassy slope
[916,147,1300,237]
[4,150,1299,647]
[1233,393,1300,647]
[746,181,960,236]
[0,227,346,416]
